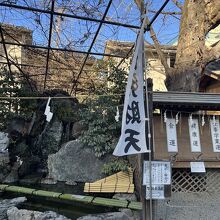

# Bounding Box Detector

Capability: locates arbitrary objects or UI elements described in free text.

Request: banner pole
[141,15,154,220]
[142,14,154,219]
[145,78,154,220]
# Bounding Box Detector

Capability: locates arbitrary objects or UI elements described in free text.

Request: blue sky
[0,0,183,55]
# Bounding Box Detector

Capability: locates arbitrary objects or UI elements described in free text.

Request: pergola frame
[0,0,170,94]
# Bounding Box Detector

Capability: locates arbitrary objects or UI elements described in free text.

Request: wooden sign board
[153,114,220,168]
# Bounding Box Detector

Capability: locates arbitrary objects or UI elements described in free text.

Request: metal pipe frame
[70,0,113,95]
[145,0,170,31]
[0,0,170,93]
[108,0,171,80]
[0,0,130,92]
[0,61,98,72]
[0,41,126,58]
[43,0,55,89]
[0,2,140,30]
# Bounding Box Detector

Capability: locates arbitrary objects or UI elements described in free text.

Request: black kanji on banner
[124,129,141,153]
[126,101,141,124]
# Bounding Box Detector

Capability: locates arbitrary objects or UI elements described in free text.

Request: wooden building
[153,91,220,168]
[105,40,176,91]
[200,59,220,93]
[0,23,97,93]
[149,91,220,219]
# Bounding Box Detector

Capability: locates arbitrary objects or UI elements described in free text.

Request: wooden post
[141,78,154,220]
[135,3,154,218]
[147,79,154,220]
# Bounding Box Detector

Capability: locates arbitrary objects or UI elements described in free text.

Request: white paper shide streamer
[113,16,149,156]
[115,106,120,122]
[44,97,53,122]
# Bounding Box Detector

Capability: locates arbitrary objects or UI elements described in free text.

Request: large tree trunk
[166,0,220,91]
[166,66,202,91]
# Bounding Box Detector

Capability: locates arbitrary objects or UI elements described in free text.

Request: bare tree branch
[172,0,183,10]
[134,0,173,76]
[148,10,181,15]
[134,0,144,14]
[145,16,173,76]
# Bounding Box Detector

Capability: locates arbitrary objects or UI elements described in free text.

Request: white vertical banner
[166,118,178,152]
[210,119,220,152]
[113,16,149,156]
[188,118,201,152]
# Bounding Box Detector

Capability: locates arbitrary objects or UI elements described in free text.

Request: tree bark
[134,0,220,92]
[166,0,220,91]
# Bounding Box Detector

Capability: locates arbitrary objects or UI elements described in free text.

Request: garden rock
[40,117,63,159]
[47,140,112,183]
[0,132,9,152]
[7,207,70,220]
[77,212,134,220]
[0,197,26,220]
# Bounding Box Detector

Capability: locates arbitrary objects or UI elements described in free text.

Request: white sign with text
[146,184,165,200]
[210,119,220,152]
[166,118,178,152]
[190,162,206,173]
[188,119,201,152]
[143,161,171,185]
